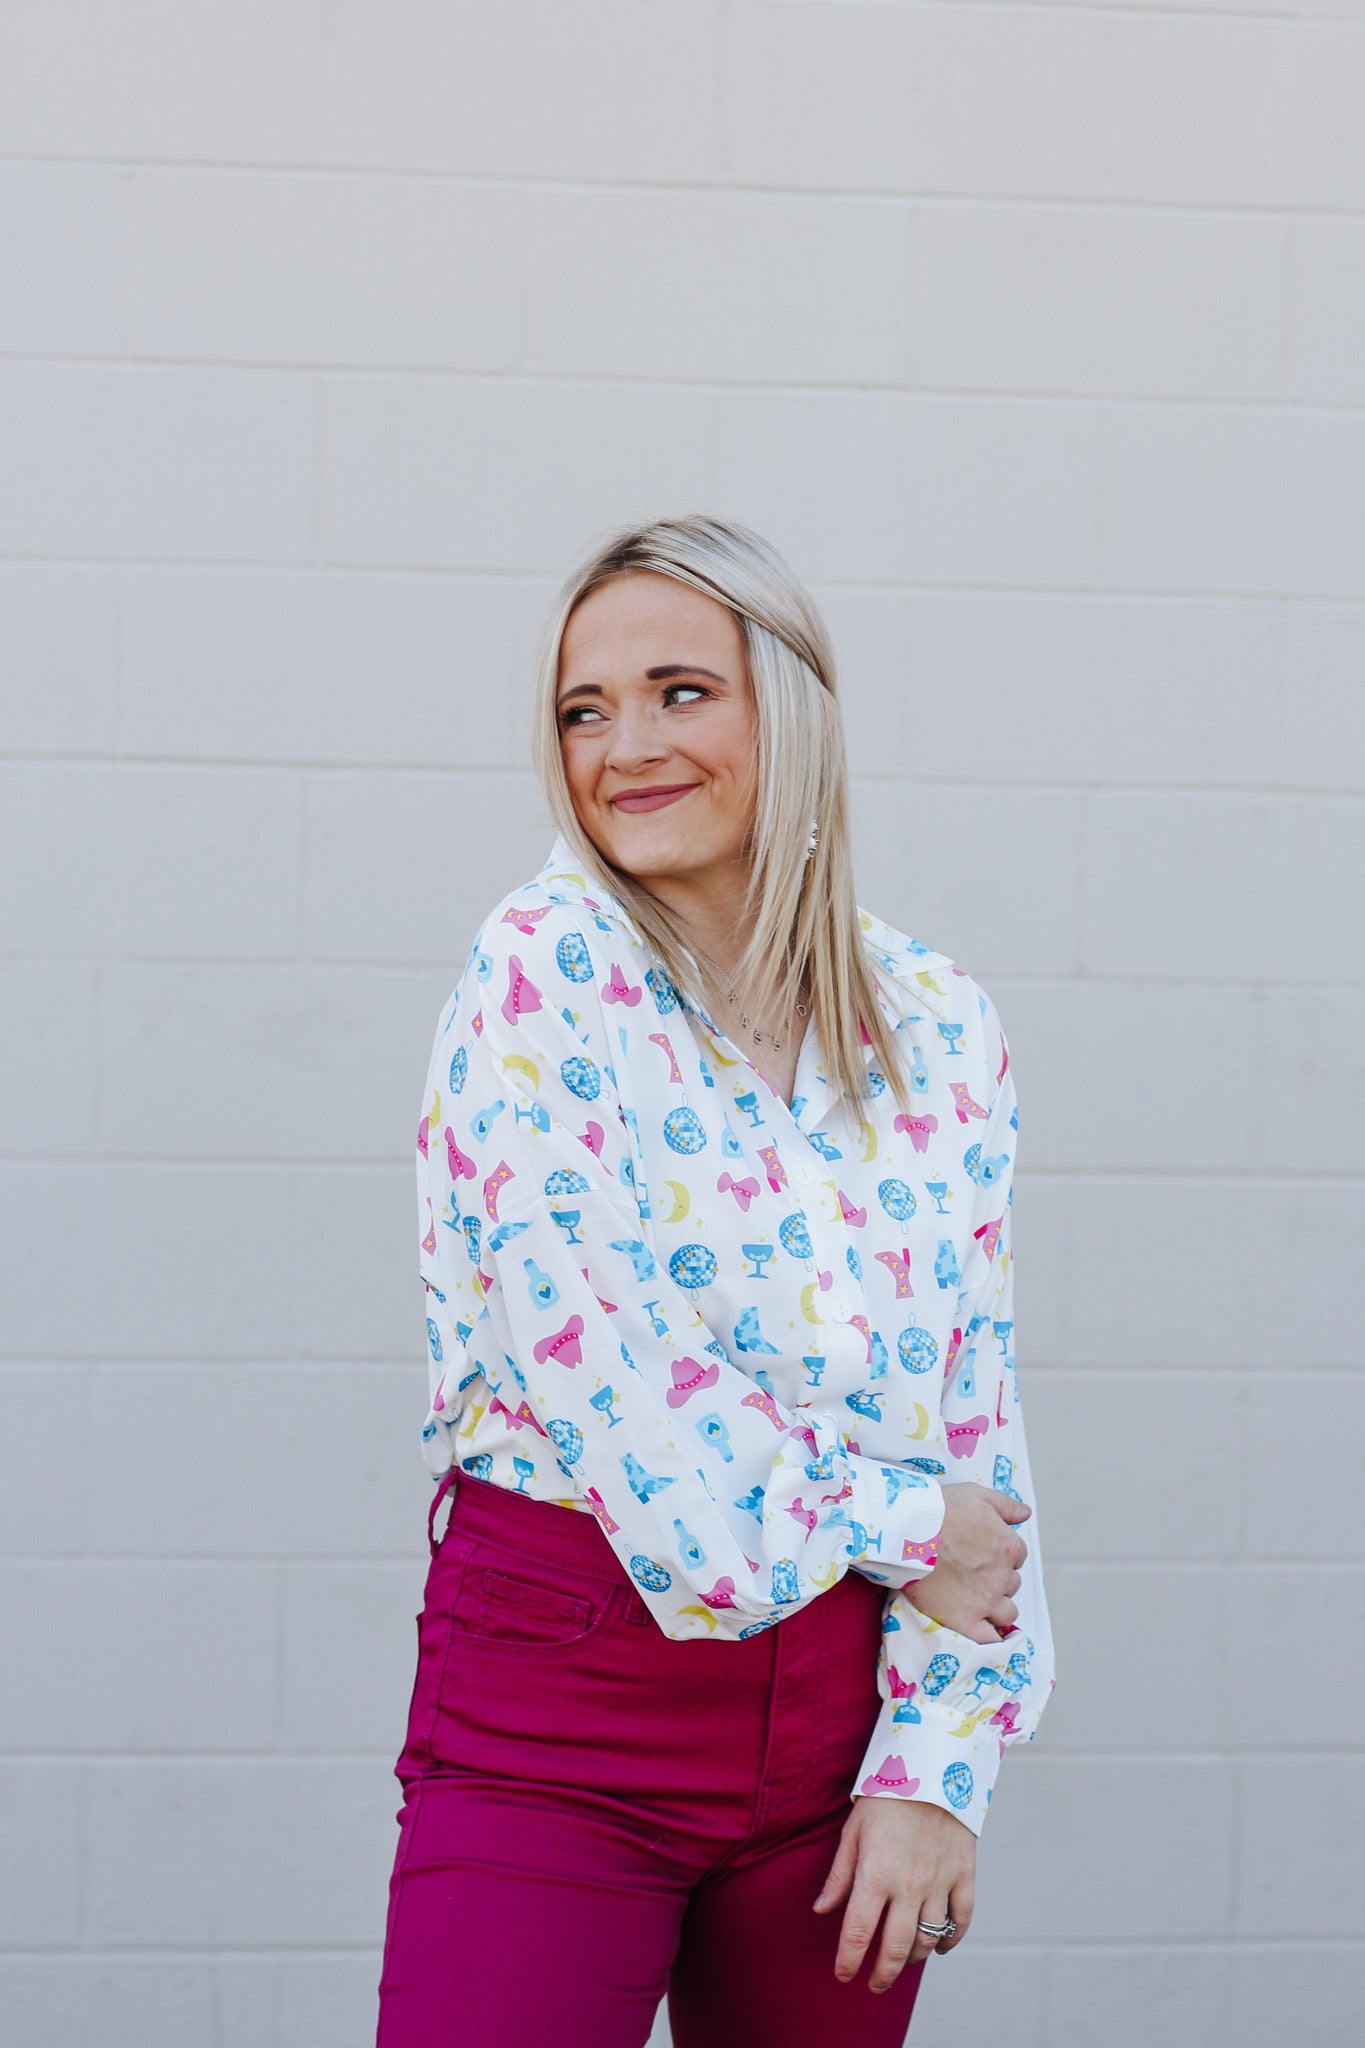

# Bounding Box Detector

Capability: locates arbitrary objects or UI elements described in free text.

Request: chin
[598,819,687,866]
[606,840,691,879]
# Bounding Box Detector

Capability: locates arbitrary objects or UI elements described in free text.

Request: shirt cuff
[841,1458,946,1588]
[850,1607,1045,1836]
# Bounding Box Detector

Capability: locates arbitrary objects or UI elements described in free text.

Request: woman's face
[555,570,759,889]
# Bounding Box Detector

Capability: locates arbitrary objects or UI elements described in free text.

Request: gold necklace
[691,947,811,1051]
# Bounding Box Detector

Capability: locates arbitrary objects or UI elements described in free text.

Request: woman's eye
[559,683,709,730]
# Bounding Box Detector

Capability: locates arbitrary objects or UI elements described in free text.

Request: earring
[805,818,820,862]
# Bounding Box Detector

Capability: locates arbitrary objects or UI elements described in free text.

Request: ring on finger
[917,1916,956,1941]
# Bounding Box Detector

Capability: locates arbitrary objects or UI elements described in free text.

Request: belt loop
[427,1464,460,1558]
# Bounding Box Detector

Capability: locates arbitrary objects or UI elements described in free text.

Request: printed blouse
[415,830,1054,1833]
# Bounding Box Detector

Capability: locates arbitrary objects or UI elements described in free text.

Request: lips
[611,785,698,813]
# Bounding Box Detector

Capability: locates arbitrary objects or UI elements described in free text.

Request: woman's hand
[813,1795,975,1991]
[908,1481,1031,1646]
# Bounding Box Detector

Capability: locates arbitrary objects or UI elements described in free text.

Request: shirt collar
[536,830,646,941]
[535,829,953,1038]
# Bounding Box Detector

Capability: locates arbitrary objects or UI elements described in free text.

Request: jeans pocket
[454,1561,597,1649]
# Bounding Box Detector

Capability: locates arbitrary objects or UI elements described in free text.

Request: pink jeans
[375,1466,927,2047]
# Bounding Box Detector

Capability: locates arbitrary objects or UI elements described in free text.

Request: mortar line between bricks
[7,1746,1363,1761]
[1,1748,417,1762]
[11,755,1365,802]
[5,1550,1360,1567]
[5,350,1365,414]
[10,1937,1365,1959]
[3,1363,1358,1378]
[4,1153,1362,1180]
[3,554,1364,604]
[2,1549,1359,1566]
[8,958,1365,989]
[1,150,1362,215]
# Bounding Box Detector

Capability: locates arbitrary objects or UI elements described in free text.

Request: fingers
[829,1804,977,1993]
[812,1830,858,1915]
[987,1488,1032,1525]
[986,1596,1019,1632]
[906,1894,951,1971]
[937,1876,975,1956]
[832,1876,890,1986]
[868,1897,924,1994]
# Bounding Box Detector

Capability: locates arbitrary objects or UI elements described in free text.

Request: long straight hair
[528,514,917,1135]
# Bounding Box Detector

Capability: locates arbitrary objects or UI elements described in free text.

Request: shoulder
[433,865,648,1042]
[858,904,1010,1098]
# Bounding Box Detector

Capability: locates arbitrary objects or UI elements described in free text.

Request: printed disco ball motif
[555,931,595,983]
[922,1653,961,1698]
[942,1761,974,1811]
[878,1177,917,1222]
[779,1212,814,1260]
[670,1244,718,1292]
[897,1324,939,1374]
[629,1555,673,1592]
[663,1106,708,1155]
[546,1418,585,1470]
[560,1055,602,1101]
[647,967,679,1014]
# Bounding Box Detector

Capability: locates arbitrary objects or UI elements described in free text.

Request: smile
[611,785,699,813]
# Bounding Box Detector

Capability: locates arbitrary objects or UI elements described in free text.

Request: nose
[603,699,669,771]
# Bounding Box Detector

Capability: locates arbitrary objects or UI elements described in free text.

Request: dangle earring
[805,817,820,862]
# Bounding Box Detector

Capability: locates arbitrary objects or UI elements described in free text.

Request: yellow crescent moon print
[428,1086,441,1130]
[947,1704,997,1739]
[705,1033,741,1067]
[858,1118,877,1163]
[800,1281,827,1325]
[664,1179,691,1223]
[808,1559,841,1592]
[500,1052,541,1091]
[676,1605,720,1635]
[908,1402,930,1440]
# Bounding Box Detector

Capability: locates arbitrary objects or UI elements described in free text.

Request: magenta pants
[375,1466,927,2048]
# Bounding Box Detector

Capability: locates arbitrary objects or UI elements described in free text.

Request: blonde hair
[529,513,917,1135]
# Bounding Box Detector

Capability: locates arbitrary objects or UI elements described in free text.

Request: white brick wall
[1,3,1361,2043]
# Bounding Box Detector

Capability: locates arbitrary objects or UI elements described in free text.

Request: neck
[633,857,757,984]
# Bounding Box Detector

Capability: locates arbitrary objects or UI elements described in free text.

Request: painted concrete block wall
[1,4,1362,2044]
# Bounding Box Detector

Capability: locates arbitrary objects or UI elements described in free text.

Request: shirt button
[792,1161,816,1186]
[830,1295,854,1320]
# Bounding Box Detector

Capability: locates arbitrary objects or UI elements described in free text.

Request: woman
[376,515,1054,2048]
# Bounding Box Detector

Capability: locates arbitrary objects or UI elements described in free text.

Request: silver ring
[917,1916,955,1941]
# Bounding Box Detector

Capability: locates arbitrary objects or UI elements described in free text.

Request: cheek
[697,711,757,786]
[559,745,592,802]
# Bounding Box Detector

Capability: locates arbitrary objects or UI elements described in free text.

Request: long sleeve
[850,992,1055,1832]
[417,902,948,1640]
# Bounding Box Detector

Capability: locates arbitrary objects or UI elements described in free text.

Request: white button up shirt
[415,831,1054,1832]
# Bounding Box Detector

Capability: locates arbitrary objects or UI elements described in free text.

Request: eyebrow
[557,664,730,707]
